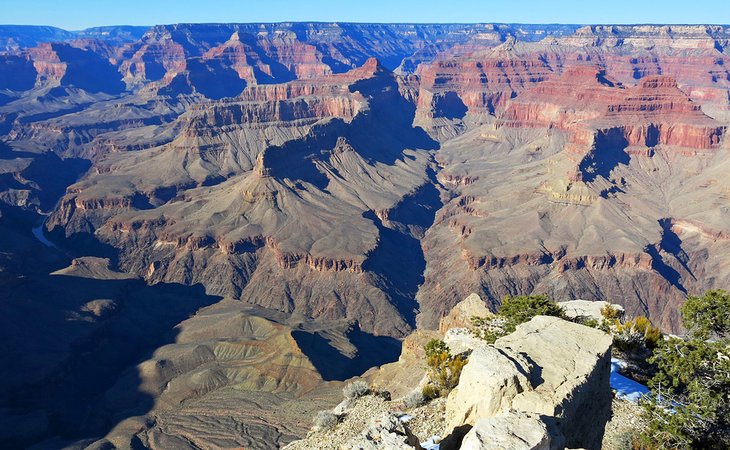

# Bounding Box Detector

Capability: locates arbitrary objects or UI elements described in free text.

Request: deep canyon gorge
[1,22,729,448]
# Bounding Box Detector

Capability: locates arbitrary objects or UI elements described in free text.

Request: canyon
[1,22,729,448]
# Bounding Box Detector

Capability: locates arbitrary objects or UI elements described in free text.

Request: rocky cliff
[3,23,729,336]
[287,295,614,450]
[1,22,730,449]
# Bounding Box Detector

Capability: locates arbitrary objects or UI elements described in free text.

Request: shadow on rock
[263,64,439,187]
[438,424,472,450]
[292,322,402,381]
[0,270,222,449]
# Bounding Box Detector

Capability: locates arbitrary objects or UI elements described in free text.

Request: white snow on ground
[421,436,440,450]
[611,358,649,402]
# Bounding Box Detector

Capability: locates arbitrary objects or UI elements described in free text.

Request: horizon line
[3,21,730,32]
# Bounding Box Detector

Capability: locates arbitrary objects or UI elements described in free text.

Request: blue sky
[3,0,729,30]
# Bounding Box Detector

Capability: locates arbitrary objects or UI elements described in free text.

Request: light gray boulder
[459,411,551,450]
[558,300,624,322]
[443,316,612,449]
[495,316,613,450]
[445,344,532,430]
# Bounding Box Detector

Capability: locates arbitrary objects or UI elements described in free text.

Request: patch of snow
[397,414,413,423]
[611,358,649,402]
[421,436,440,450]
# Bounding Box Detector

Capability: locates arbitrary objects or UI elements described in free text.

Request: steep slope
[3,23,730,336]
[417,63,729,331]
[3,23,730,335]
[46,59,441,337]
[0,255,378,449]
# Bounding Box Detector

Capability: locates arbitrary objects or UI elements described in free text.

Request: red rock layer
[500,67,725,152]
[178,59,384,136]
[416,51,556,115]
[119,33,188,83]
[28,43,67,82]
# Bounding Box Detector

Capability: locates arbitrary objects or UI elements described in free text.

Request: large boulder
[445,345,532,430]
[438,293,492,333]
[460,411,551,450]
[495,316,613,449]
[444,316,612,449]
[558,300,624,322]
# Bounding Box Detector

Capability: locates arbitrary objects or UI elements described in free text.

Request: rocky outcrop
[438,293,491,333]
[445,345,532,430]
[445,316,613,449]
[346,413,422,450]
[501,69,725,154]
[0,54,37,91]
[411,26,730,145]
[290,313,613,450]
[496,317,613,449]
[180,63,371,133]
[460,411,551,450]
[558,300,625,322]
[28,42,125,93]
[416,53,554,119]
[416,37,730,333]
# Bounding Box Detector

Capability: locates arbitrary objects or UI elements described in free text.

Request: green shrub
[497,294,564,332]
[474,327,507,344]
[425,339,450,370]
[470,295,563,341]
[569,314,603,329]
[422,339,467,398]
[469,316,490,328]
[641,337,730,449]
[612,429,647,450]
[614,316,662,351]
[635,316,662,348]
[681,289,730,340]
[598,319,612,333]
[639,290,730,449]
[432,354,468,391]
[402,390,425,409]
[613,328,645,353]
[424,338,450,359]
[601,303,622,320]
[470,316,509,343]
[374,389,391,401]
[421,384,440,400]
